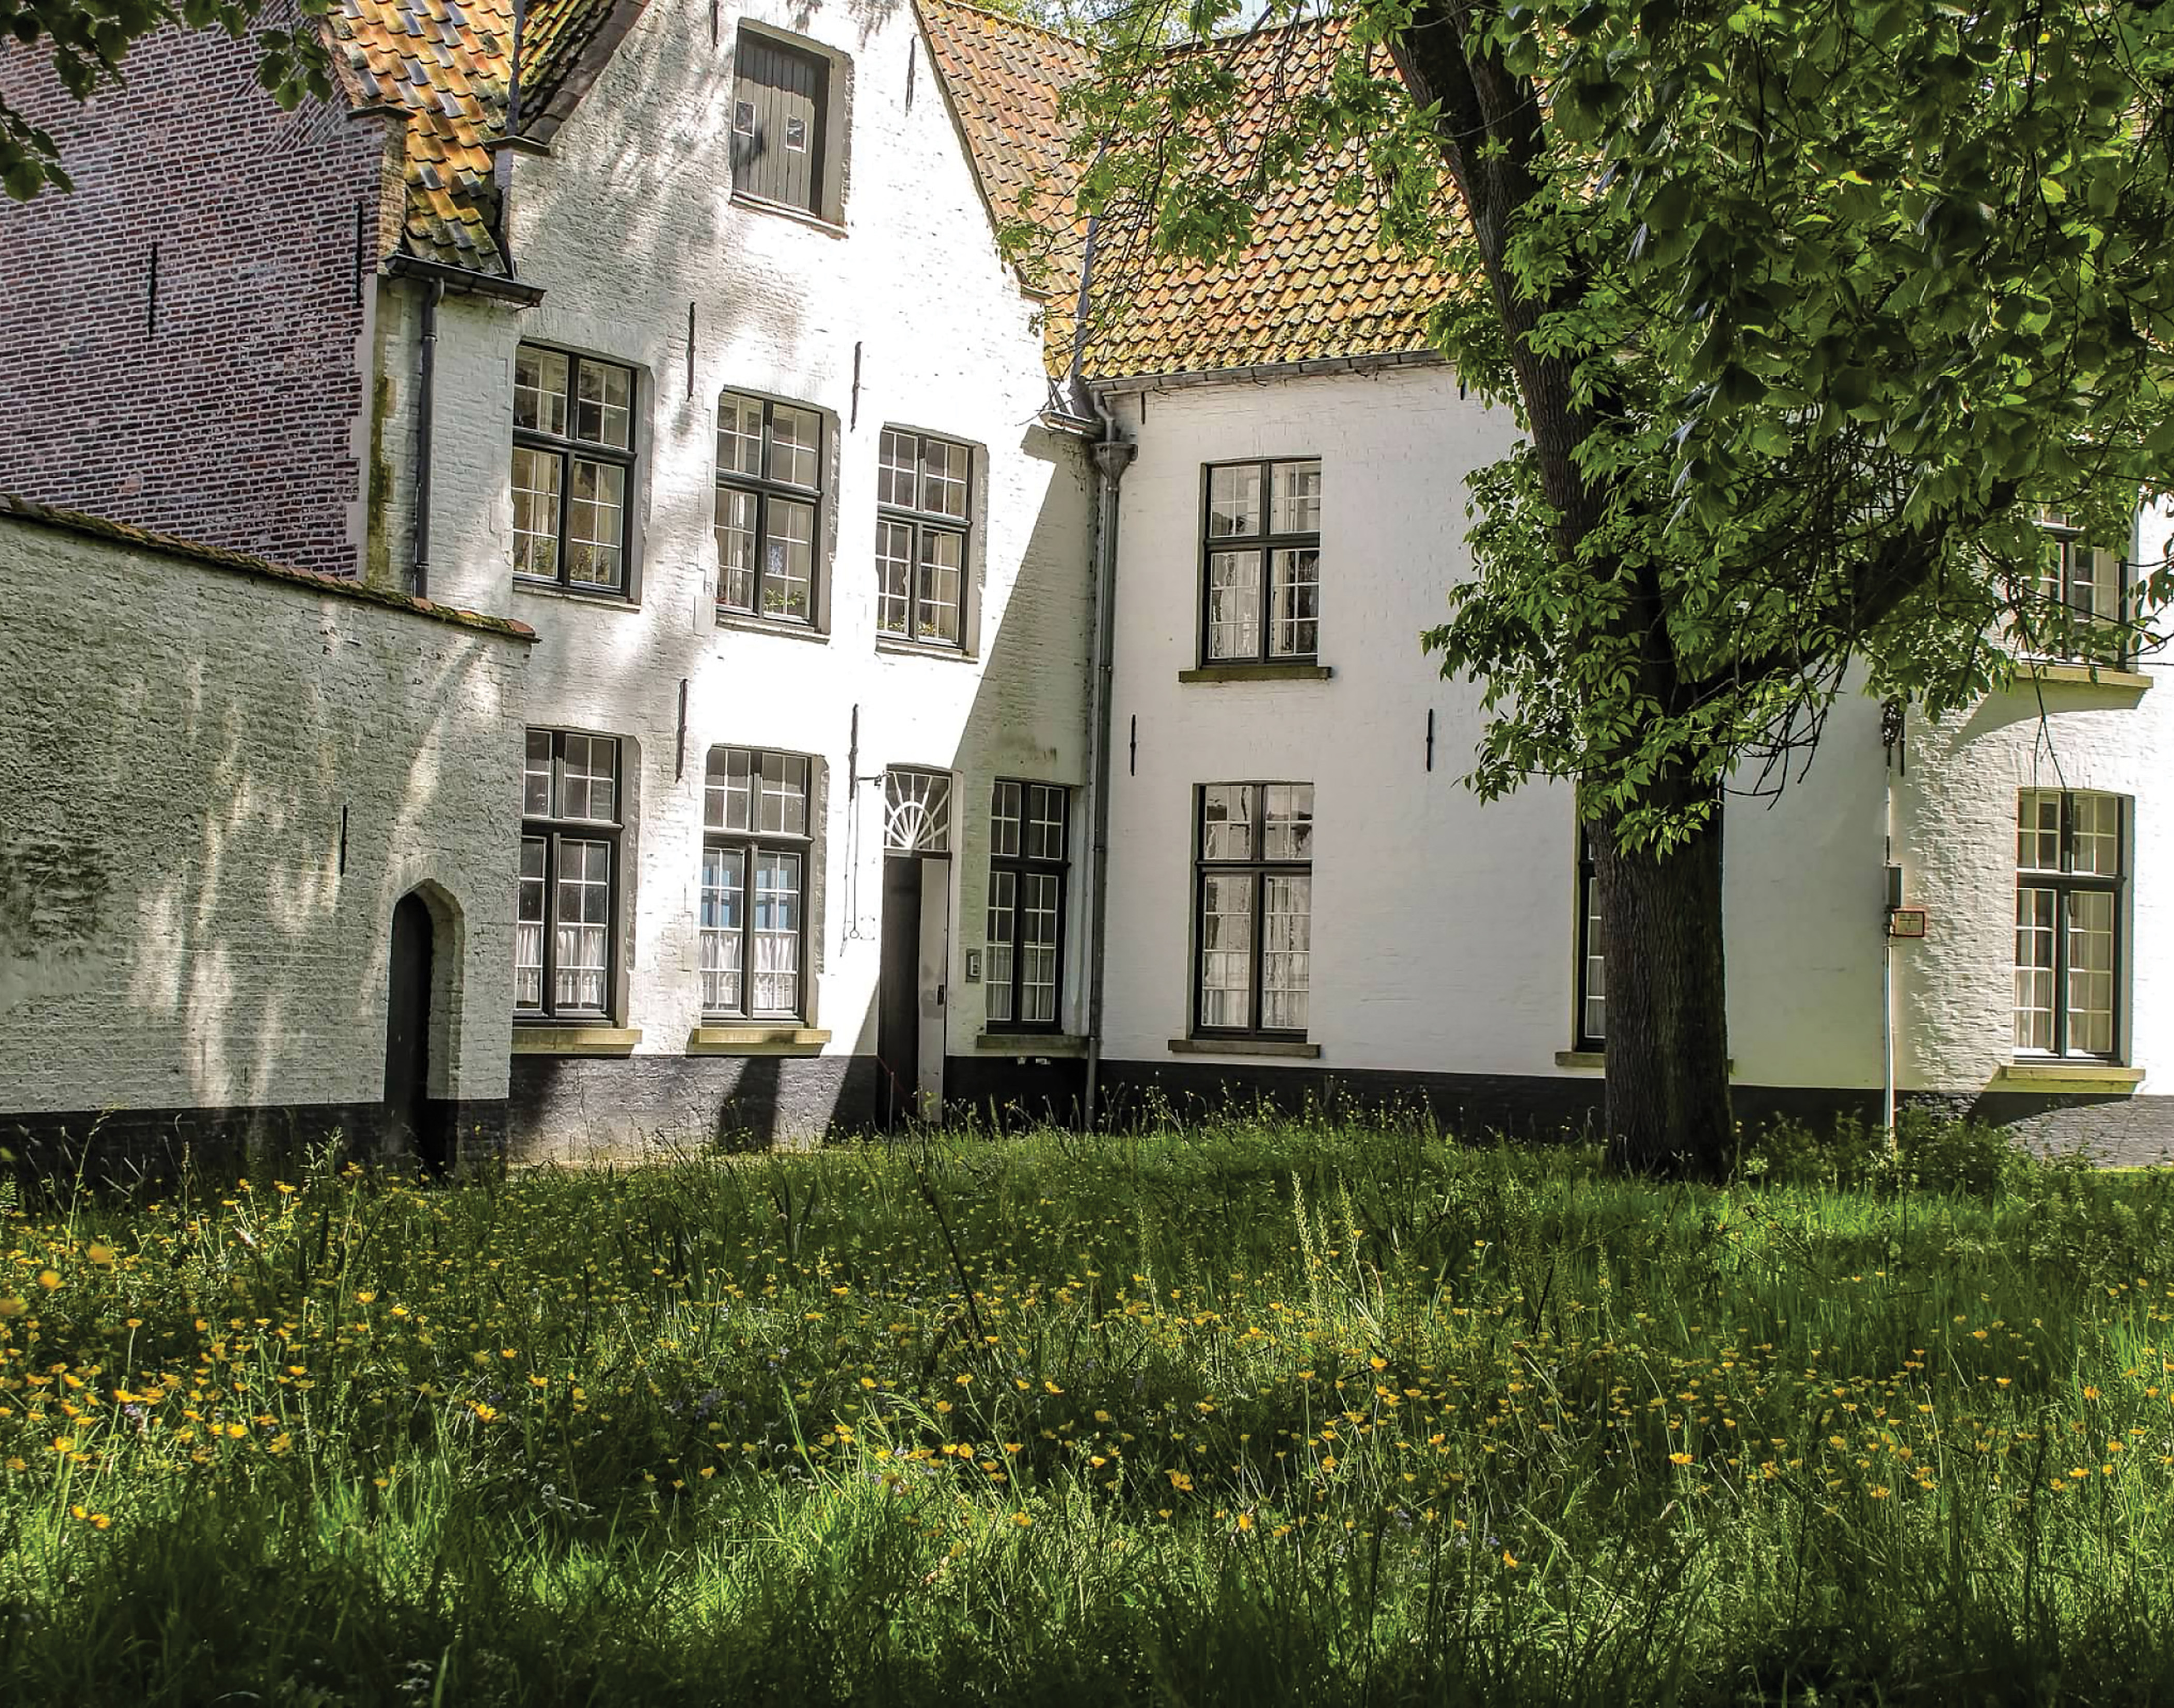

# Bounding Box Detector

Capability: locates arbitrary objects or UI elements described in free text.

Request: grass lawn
[3,1116,2173,1704]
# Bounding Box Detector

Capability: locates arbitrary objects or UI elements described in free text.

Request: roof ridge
[916,0,1089,53]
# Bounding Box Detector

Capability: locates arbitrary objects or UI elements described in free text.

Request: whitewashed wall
[374,0,1096,1148]
[0,510,530,1126]
[1895,501,2174,1099]
[1094,367,2174,1114]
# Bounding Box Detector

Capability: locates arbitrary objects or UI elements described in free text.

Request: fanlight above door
[884,768,952,855]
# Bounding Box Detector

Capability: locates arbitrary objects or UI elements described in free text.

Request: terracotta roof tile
[917,0,1446,381]
[330,0,633,276]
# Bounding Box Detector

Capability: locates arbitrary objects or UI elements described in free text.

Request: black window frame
[517,729,623,1025]
[2019,517,2132,667]
[985,779,1070,1033]
[2014,788,2126,1062]
[875,428,974,649]
[511,343,639,597]
[701,746,816,1022]
[1197,456,1324,667]
[714,390,826,628]
[1575,824,1605,1051]
[1192,781,1313,1040]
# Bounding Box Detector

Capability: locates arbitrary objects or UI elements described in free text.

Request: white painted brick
[0,521,530,1112]
[372,0,1097,1081]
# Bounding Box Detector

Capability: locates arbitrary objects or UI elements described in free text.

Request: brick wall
[0,506,531,1168]
[0,16,399,577]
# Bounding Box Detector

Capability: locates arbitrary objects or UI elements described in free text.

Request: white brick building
[0,0,2167,1165]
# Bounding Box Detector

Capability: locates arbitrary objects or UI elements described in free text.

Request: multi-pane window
[702,748,813,1019]
[732,34,829,216]
[1201,458,1323,663]
[2016,517,2127,663]
[518,731,622,1020]
[715,392,823,624]
[986,782,1069,1029]
[875,429,972,646]
[1195,783,1313,1035]
[1576,826,1606,1049]
[2015,789,2124,1059]
[512,345,636,594]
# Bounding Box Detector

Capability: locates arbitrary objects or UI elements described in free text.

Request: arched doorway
[383,891,446,1169]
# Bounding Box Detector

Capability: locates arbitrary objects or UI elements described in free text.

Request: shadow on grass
[8,1486,2173,1707]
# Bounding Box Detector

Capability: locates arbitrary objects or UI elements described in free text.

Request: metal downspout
[1082,429,1134,1130]
[1066,154,1135,1132]
[411,279,444,598]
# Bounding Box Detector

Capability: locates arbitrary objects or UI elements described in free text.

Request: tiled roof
[916,0,1447,381]
[333,0,517,272]
[330,0,636,276]
[915,0,1096,360]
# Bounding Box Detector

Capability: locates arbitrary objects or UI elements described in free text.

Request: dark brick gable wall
[0,16,402,577]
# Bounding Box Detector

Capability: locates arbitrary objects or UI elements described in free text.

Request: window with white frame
[987,781,1069,1029]
[875,429,972,646]
[1201,458,1322,664]
[715,391,823,625]
[512,345,636,594]
[1195,782,1312,1036]
[701,748,813,1020]
[1575,826,1605,1049]
[518,730,622,1021]
[2015,789,2124,1059]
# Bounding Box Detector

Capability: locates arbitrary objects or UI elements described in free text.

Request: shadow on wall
[906,419,1097,1133]
[0,528,523,1179]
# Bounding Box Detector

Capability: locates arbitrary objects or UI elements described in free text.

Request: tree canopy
[1077,0,2174,838]
[1069,0,2174,1172]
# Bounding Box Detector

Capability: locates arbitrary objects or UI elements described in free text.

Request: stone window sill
[513,1026,642,1056]
[977,1031,1086,1057]
[1554,1049,1732,1073]
[688,1026,831,1056]
[717,610,829,644]
[512,578,639,612]
[1993,1061,2144,1092]
[730,190,847,238]
[2017,661,2151,690]
[1168,1036,1321,1059]
[876,636,975,664]
[1177,663,1333,684]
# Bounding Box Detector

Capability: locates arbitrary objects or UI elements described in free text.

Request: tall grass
[2,1114,2172,1703]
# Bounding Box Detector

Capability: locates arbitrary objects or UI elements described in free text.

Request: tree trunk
[1595,782,1733,1179]
[1391,6,1739,1173]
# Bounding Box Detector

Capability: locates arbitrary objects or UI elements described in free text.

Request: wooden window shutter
[733,35,828,215]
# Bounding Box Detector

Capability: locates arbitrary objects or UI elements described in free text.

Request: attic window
[732,32,830,217]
